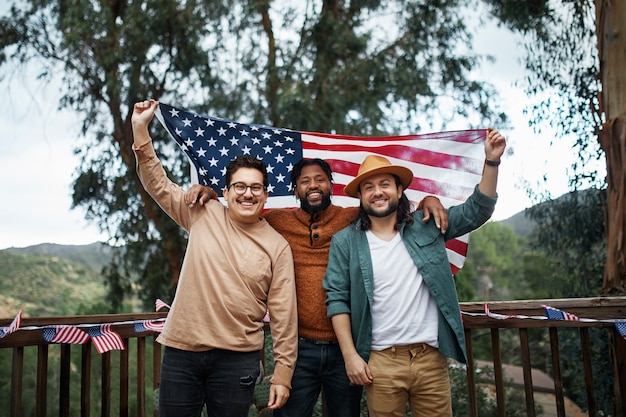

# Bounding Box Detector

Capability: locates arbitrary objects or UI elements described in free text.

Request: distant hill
[4,242,113,272]
[0,244,110,318]
[495,188,604,239]
[496,209,536,238]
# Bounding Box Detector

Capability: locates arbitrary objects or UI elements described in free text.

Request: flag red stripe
[304,143,483,174]
[53,326,90,344]
[327,160,476,201]
[445,238,469,255]
[302,129,486,144]
[410,178,476,202]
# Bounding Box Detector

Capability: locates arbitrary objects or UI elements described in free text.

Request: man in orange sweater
[189,158,447,417]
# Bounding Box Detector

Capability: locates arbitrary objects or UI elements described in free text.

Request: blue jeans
[159,346,261,417]
[274,337,363,417]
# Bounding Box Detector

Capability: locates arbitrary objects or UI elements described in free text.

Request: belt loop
[391,345,396,358]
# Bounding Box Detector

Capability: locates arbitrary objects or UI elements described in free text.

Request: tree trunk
[596,0,626,294]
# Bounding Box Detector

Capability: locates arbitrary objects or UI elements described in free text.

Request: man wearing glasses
[131,99,298,417]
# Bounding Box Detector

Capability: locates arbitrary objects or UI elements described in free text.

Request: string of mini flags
[467,304,626,340]
[1,301,624,354]
[0,299,171,354]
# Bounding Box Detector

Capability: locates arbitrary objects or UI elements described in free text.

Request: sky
[0,12,581,250]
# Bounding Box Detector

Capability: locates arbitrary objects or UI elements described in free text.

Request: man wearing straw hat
[323,129,506,417]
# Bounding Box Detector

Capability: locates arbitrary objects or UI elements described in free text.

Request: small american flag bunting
[0,307,23,339]
[134,320,165,333]
[42,325,90,345]
[542,305,580,321]
[86,323,125,353]
[156,299,171,312]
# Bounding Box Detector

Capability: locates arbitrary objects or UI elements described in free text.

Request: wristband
[485,159,501,167]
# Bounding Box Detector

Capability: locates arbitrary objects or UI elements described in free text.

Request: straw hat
[344,155,413,198]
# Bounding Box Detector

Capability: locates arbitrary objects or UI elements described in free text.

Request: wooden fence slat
[137,337,146,417]
[464,328,478,417]
[11,346,24,417]
[548,327,566,417]
[579,327,597,417]
[490,328,506,417]
[82,343,92,417]
[60,344,71,416]
[519,328,536,417]
[120,340,129,417]
[609,327,625,416]
[102,352,111,417]
[36,344,48,417]
[153,338,162,417]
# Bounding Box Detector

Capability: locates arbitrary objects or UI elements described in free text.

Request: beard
[363,200,398,218]
[300,192,332,214]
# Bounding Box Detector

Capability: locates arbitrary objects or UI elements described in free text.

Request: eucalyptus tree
[483,0,626,294]
[0,0,502,309]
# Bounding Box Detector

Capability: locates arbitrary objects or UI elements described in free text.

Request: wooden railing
[461,297,626,417]
[0,297,625,417]
[0,312,167,417]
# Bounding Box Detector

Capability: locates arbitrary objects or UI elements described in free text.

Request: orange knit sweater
[264,204,359,341]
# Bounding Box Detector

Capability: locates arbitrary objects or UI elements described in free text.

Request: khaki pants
[365,344,452,417]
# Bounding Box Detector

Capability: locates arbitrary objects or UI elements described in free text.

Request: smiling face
[293,164,332,214]
[357,173,403,219]
[223,167,268,224]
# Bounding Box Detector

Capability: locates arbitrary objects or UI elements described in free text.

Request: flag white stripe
[300,133,484,157]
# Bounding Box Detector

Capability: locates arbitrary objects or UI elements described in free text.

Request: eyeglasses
[228,182,267,196]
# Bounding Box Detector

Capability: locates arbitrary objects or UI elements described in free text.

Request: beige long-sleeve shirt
[133,142,298,387]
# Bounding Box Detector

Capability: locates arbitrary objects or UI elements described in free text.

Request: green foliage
[450,364,526,417]
[0,0,505,309]
[485,1,603,191]
[526,188,606,297]
[0,249,107,316]
[456,221,523,301]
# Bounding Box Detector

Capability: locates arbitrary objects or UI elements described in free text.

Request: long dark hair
[356,174,414,231]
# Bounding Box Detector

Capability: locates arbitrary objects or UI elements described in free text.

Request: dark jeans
[159,346,261,417]
[274,337,363,417]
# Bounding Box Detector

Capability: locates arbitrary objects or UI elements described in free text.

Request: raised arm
[477,128,506,198]
[131,99,159,147]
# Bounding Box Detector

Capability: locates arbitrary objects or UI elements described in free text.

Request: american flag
[542,305,580,321]
[134,319,165,333]
[155,103,487,273]
[155,298,170,312]
[85,324,126,353]
[616,321,626,340]
[0,307,23,339]
[42,325,90,345]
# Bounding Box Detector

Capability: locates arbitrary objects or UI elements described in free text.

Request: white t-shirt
[366,231,439,351]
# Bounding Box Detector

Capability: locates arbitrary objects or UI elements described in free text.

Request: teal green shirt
[323,186,497,364]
